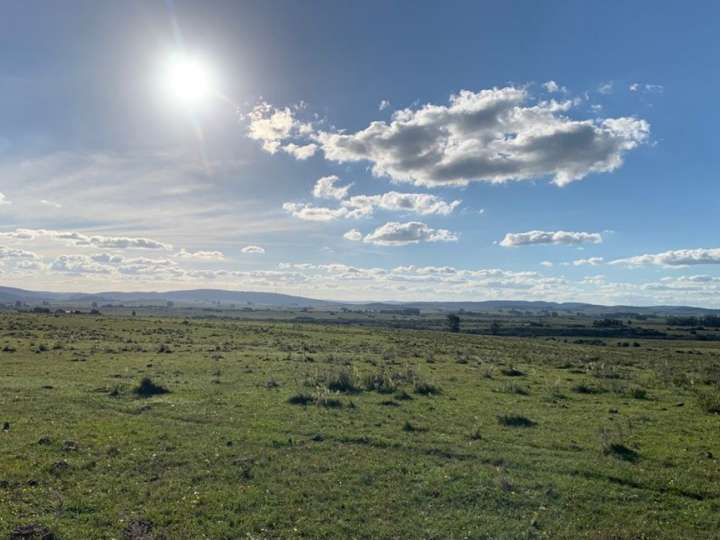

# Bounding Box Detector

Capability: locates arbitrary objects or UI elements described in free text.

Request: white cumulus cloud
[343,229,363,241]
[176,248,226,261]
[362,221,458,246]
[241,245,265,254]
[611,248,720,267]
[342,191,461,216]
[0,228,171,250]
[500,230,603,247]
[282,143,317,160]
[315,87,648,187]
[542,81,566,93]
[313,175,352,200]
[247,102,314,154]
[282,202,370,221]
[572,257,604,266]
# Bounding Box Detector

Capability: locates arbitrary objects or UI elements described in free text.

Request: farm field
[1,312,719,539]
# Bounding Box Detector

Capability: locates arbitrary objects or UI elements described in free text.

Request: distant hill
[398,300,720,316]
[1,286,718,316]
[0,286,335,308]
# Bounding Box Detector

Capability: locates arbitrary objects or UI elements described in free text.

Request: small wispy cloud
[40,199,62,208]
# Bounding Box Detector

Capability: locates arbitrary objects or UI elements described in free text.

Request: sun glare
[163,52,216,107]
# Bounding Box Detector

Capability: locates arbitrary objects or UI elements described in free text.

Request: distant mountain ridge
[0,286,718,316]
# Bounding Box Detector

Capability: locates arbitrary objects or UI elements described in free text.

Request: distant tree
[489,321,501,335]
[91,301,98,309]
[166,301,175,309]
[593,318,624,328]
[447,314,461,333]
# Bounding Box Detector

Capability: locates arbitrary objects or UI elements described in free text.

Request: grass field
[1,312,719,539]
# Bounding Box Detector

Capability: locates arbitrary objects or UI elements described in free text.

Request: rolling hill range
[1,286,719,316]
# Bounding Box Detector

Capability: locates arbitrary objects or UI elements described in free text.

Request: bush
[500,367,525,377]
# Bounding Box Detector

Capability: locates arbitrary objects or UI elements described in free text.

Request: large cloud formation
[313,88,649,187]
[500,230,603,247]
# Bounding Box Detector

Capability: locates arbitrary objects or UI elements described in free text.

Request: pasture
[1,313,718,539]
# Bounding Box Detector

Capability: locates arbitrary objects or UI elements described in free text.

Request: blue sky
[1,1,718,305]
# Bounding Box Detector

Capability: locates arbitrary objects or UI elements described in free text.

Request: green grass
[0,313,719,539]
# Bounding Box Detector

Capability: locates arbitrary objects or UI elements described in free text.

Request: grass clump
[413,379,441,396]
[628,386,649,400]
[133,377,170,397]
[572,383,605,395]
[501,382,529,396]
[600,427,640,463]
[288,393,314,406]
[363,365,417,394]
[696,389,720,413]
[326,368,359,394]
[288,390,343,408]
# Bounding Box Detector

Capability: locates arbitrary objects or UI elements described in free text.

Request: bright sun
[163,53,216,107]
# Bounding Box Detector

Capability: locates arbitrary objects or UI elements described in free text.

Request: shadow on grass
[497,414,536,428]
[604,443,640,463]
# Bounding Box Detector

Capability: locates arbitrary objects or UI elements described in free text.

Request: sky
[0,0,719,306]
